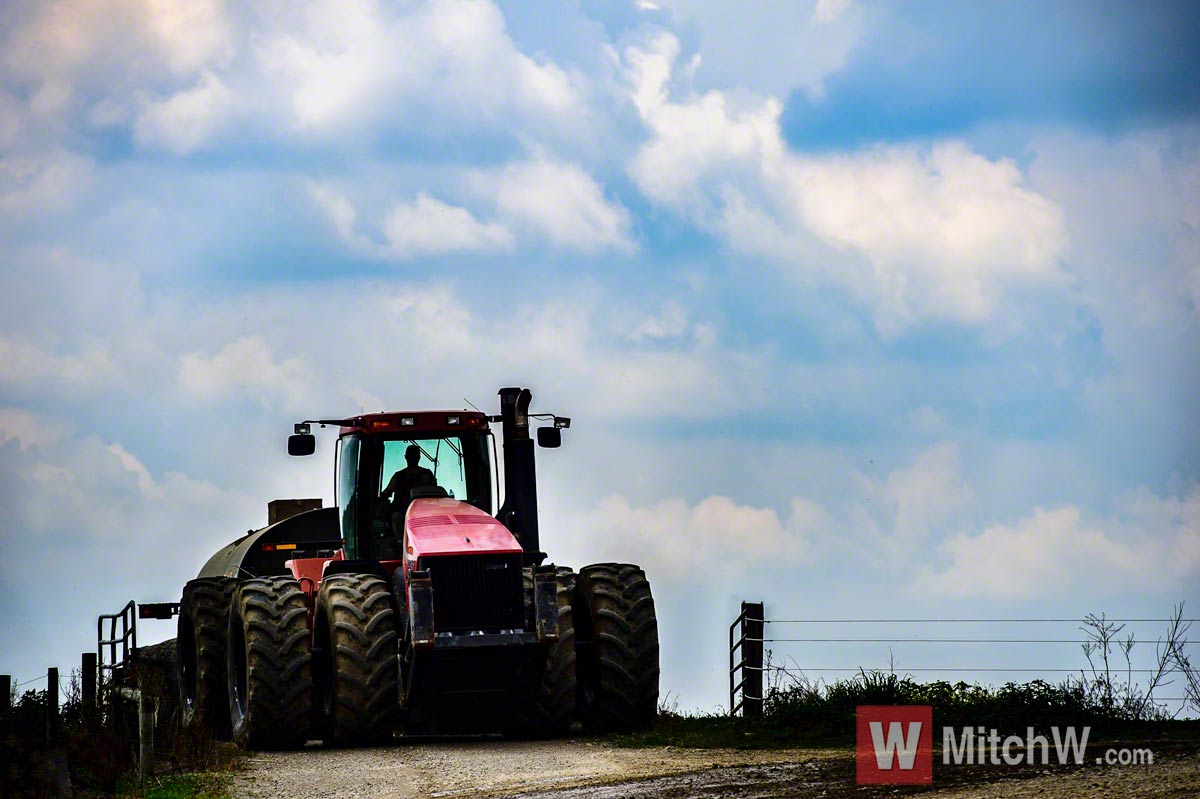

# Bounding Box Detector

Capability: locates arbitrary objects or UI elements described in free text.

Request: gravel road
[230,739,832,798]
[229,738,1200,799]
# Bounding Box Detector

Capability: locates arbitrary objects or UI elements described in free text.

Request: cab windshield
[377,434,492,514]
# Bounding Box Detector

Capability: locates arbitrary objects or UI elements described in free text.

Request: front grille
[422,554,524,632]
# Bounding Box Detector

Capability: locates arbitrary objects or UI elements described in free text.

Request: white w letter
[870,721,923,770]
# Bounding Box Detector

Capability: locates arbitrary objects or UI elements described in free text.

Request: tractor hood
[404,497,523,561]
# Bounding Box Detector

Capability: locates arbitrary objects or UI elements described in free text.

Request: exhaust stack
[497,387,540,558]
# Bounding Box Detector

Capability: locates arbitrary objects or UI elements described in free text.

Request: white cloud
[3,0,233,83]
[0,408,70,451]
[626,33,781,210]
[383,194,512,258]
[565,493,819,582]
[628,301,690,342]
[307,181,362,247]
[833,442,975,566]
[133,71,236,154]
[883,442,972,538]
[254,0,586,138]
[477,157,635,253]
[311,157,633,257]
[0,150,93,214]
[624,32,1067,327]
[178,336,311,410]
[920,487,1200,599]
[0,335,118,393]
[307,183,512,260]
[814,0,855,25]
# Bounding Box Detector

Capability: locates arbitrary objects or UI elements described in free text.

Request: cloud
[883,442,972,538]
[627,301,690,342]
[177,336,311,410]
[0,335,118,394]
[383,194,513,257]
[475,156,635,253]
[624,32,1067,328]
[564,494,820,582]
[0,149,93,214]
[920,487,1200,599]
[0,407,69,451]
[3,0,233,84]
[814,0,855,25]
[310,157,633,257]
[133,71,236,154]
[254,0,587,138]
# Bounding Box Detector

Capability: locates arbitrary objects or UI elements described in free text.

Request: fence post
[138,691,154,782]
[1,675,10,712]
[82,652,97,726]
[46,667,59,744]
[742,601,764,717]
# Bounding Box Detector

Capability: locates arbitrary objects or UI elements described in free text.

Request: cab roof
[338,410,490,437]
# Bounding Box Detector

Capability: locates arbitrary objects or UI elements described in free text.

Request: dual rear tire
[226,577,314,749]
[511,562,660,735]
[313,574,399,746]
[178,578,236,736]
[573,563,660,732]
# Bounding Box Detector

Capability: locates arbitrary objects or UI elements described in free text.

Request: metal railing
[97,600,137,677]
[728,601,764,717]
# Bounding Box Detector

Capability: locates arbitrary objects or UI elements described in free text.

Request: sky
[1,0,1197,714]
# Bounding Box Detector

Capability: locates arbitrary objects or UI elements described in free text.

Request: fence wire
[729,608,1198,715]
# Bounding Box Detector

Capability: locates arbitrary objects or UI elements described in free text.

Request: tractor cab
[329,412,494,560]
[289,387,570,565]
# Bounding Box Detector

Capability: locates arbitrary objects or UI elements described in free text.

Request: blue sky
[1,0,1197,713]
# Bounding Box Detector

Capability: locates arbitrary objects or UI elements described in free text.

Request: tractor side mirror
[536,427,561,448]
[288,433,316,456]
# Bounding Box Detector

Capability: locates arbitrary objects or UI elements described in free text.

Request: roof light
[447,415,461,425]
[400,417,415,426]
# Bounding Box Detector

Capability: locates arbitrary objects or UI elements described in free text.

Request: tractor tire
[178,577,235,737]
[574,563,659,732]
[314,574,399,746]
[508,568,577,738]
[226,577,313,750]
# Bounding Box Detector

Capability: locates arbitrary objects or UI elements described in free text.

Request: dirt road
[229,738,1200,799]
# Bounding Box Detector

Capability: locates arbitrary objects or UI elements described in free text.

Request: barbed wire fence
[729,602,1200,717]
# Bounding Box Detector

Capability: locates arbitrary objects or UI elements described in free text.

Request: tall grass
[764,670,1129,733]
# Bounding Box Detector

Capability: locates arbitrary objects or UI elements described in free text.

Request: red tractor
[176,387,659,748]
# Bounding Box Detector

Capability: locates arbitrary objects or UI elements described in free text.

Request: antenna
[464,397,483,413]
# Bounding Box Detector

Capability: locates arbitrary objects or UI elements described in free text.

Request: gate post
[742,601,764,717]
[46,667,59,744]
[82,652,97,727]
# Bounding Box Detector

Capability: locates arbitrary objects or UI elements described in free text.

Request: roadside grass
[614,670,1200,751]
[121,772,233,799]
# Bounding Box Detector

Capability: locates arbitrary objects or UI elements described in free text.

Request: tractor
[176,387,659,748]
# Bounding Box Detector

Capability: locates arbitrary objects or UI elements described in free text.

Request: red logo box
[856,705,933,784]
